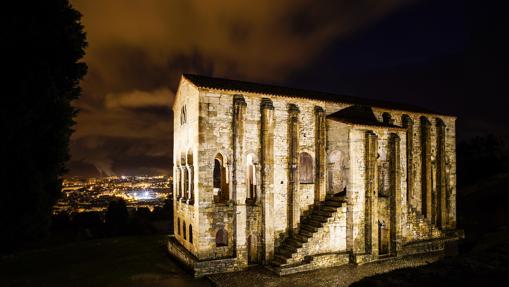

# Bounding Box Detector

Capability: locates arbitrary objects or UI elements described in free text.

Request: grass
[350,230,509,286]
[0,234,210,287]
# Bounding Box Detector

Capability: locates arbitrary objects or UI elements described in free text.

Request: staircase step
[287,238,303,248]
[314,210,334,217]
[272,258,286,267]
[320,206,337,212]
[324,200,343,207]
[274,254,289,263]
[299,229,313,237]
[326,194,346,202]
[301,224,318,232]
[294,233,310,242]
[277,247,295,257]
[271,192,348,268]
[282,244,298,252]
[310,214,329,222]
[306,219,324,227]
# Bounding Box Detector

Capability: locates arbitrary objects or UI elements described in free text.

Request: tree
[1,0,87,252]
[105,199,129,236]
[457,135,508,188]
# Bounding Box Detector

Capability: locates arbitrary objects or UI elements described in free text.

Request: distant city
[54,175,173,214]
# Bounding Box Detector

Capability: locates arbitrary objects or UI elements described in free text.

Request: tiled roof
[327,105,402,129]
[183,73,445,115]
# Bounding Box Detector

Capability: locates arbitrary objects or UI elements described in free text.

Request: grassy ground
[350,172,509,287]
[0,234,210,287]
[350,229,509,286]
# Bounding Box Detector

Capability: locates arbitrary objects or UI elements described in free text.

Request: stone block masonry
[168,74,462,277]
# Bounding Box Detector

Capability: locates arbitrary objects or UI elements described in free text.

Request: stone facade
[168,74,463,277]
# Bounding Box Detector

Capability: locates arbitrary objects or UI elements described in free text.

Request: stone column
[420,117,432,219]
[174,166,179,200]
[402,115,414,207]
[389,133,401,254]
[260,98,275,262]
[314,106,327,203]
[288,104,300,234]
[232,94,247,265]
[436,119,447,229]
[365,131,378,256]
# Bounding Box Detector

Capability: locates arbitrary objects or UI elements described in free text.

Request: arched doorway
[247,234,258,264]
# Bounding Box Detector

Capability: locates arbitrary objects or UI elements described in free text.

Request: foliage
[457,134,508,188]
[1,0,87,252]
[105,199,129,236]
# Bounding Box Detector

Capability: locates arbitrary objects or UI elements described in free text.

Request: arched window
[180,152,186,199]
[213,153,228,202]
[189,224,193,243]
[187,150,193,165]
[187,150,194,202]
[216,228,228,247]
[183,221,187,240]
[177,218,181,235]
[299,152,314,183]
[182,167,188,199]
[382,112,393,124]
[246,154,257,201]
[181,105,187,125]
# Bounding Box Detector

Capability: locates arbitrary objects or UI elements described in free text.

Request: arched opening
[378,219,390,255]
[183,221,187,240]
[183,166,188,199]
[180,105,187,125]
[299,152,314,184]
[187,150,193,165]
[180,152,187,200]
[215,228,228,247]
[247,234,258,264]
[246,154,257,203]
[213,153,228,203]
[189,224,193,243]
[382,112,393,124]
[187,150,194,203]
[180,152,186,167]
[328,150,346,196]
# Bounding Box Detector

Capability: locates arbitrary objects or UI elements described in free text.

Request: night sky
[68,0,505,177]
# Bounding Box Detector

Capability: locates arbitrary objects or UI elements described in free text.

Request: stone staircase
[271,193,347,268]
[406,206,442,241]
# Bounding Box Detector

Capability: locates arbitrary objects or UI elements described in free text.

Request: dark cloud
[69,0,414,176]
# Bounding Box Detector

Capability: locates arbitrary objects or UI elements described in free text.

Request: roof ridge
[182,73,451,116]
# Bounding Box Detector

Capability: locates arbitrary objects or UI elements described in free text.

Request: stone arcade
[168,74,463,277]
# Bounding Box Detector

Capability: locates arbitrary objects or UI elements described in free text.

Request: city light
[54,175,172,214]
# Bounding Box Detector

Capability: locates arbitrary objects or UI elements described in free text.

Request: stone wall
[170,76,458,276]
[285,203,348,265]
[173,78,200,256]
[197,90,236,260]
[372,108,457,232]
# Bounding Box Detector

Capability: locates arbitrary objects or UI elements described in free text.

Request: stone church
[168,74,463,277]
